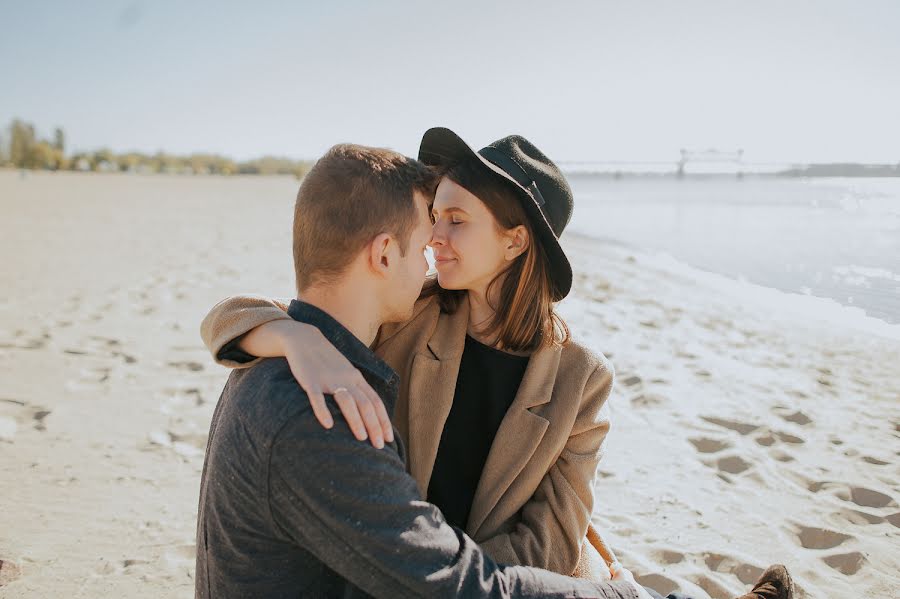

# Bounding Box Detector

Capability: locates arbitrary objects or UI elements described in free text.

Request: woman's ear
[504,225,529,261]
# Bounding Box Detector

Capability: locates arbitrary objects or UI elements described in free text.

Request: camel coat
[201,293,616,578]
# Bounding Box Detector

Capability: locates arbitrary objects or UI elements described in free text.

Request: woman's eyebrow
[431,206,469,216]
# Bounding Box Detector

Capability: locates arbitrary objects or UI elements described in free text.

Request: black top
[197,300,638,599]
[427,335,530,530]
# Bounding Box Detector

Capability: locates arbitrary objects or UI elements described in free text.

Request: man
[195,143,793,599]
[195,143,648,598]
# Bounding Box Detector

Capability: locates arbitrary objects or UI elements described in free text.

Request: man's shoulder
[223,357,314,437]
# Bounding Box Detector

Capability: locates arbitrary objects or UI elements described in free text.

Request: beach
[1,171,897,598]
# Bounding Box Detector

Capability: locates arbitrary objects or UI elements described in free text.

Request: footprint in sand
[633,573,678,597]
[147,430,207,459]
[122,558,152,572]
[817,376,835,390]
[65,336,134,367]
[63,363,116,391]
[754,429,805,447]
[0,399,51,440]
[703,553,765,585]
[630,393,668,408]
[693,574,732,599]
[771,406,813,425]
[7,332,51,351]
[168,360,204,373]
[822,551,866,575]
[774,431,805,444]
[794,525,852,549]
[0,559,22,586]
[769,449,795,463]
[654,549,685,565]
[620,375,642,388]
[714,455,752,475]
[808,481,897,509]
[689,437,732,454]
[700,416,760,436]
[755,433,777,447]
[161,387,206,410]
[833,508,885,526]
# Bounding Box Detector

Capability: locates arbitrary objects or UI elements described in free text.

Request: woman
[201,127,617,580]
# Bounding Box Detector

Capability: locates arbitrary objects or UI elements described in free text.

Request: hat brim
[418,127,572,301]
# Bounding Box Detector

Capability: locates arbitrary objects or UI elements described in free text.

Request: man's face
[382,192,432,323]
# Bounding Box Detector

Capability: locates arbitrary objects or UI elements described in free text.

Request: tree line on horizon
[0,118,313,178]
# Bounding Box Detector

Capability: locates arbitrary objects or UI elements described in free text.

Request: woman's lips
[434,257,457,266]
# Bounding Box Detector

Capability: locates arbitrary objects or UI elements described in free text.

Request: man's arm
[267,392,641,599]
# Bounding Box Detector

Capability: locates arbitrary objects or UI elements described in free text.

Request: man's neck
[298,281,382,348]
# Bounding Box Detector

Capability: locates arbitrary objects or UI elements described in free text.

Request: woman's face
[429,177,526,296]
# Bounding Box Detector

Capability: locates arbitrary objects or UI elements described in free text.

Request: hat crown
[479,136,573,237]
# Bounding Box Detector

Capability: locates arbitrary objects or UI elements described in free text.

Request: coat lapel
[405,296,469,496]
[466,343,562,537]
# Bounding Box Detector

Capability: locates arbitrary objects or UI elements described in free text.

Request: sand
[0,171,897,598]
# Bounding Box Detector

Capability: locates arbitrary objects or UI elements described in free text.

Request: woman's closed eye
[430,213,463,226]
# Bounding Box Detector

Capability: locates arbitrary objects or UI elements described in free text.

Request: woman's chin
[435,272,463,290]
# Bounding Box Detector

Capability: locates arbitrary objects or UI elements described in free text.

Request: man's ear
[504,225,529,261]
[367,233,394,275]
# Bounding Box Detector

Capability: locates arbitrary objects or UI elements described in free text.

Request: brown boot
[736,564,793,599]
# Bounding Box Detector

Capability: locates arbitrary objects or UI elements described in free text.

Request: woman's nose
[428,223,444,247]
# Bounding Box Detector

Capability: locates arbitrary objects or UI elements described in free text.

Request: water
[566,175,900,325]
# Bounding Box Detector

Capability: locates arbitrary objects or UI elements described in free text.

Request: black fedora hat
[418,127,574,301]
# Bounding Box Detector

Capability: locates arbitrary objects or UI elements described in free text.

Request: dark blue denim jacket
[195,300,639,599]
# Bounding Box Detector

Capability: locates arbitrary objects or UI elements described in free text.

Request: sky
[2,0,899,165]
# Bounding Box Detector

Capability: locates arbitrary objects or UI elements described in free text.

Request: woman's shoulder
[557,336,615,380]
[552,338,616,418]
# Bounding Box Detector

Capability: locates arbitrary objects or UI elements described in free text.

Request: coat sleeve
[478,360,615,576]
[199,294,294,368]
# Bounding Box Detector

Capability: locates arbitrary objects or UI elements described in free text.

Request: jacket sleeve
[199,294,293,368]
[478,361,615,576]
[267,392,637,599]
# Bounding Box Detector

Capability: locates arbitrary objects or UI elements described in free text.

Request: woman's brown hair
[422,159,570,352]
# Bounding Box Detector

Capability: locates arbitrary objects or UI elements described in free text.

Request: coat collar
[425,294,469,360]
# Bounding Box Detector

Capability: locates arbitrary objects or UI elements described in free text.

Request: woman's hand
[244,320,394,448]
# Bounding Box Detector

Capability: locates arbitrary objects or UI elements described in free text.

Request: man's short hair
[293,143,437,292]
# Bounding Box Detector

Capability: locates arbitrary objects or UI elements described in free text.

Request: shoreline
[565,230,900,340]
